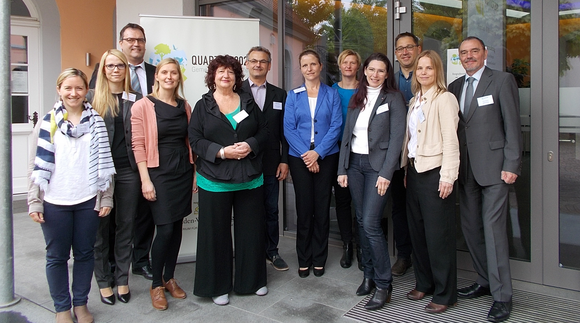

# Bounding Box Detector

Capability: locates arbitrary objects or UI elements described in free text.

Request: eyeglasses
[105,64,126,71]
[395,45,418,53]
[121,38,146,44]
[247,59,270,65]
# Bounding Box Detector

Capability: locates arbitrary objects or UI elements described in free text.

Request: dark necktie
[463,76,474,116]
[130,65,142,94]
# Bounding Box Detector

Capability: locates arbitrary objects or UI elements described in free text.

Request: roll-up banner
[140,15,260,262]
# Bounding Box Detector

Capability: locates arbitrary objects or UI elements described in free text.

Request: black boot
[340,242,353,268]
[364,285,393,310]
[356,245,363,271]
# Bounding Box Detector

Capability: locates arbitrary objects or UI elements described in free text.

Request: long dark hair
[349,53,398,109]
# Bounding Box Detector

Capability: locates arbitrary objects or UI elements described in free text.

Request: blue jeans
[263,174,280,258]
[41,197,100,312]
[347,153,392,289]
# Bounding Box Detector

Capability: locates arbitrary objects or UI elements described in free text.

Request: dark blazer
[189,90,268,184]
[86,90,143,171]
[337,90,406,181]
[284,83,342,159]
[241,79,289,176]
[89,62,156,95]
[448,66,522,186]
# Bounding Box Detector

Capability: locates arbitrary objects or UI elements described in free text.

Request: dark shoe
[270,254,289,271]
[391,258,412,276]
[487,301,512,322]
[364,285,392,310]
[356,278,375,296]
[425,302,453,314]
[298,267,310,278]
[150,286,168,310]
[100,293,115,305]
[133,264,153,280]
[163,278,187,299]
[458,282,491,299]
[406,289,426,301]
[340,242,353,268]
[117,291,131,303]
[313,267,325,277]
[357,246,363,271]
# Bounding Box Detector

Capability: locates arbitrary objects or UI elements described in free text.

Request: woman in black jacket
[189,55,269,306]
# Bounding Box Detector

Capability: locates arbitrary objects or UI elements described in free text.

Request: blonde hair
[411,50,447,97]
[337,49,361,67]
[151,58,185,101]
[92,49,132,117]
[56,68,88,90]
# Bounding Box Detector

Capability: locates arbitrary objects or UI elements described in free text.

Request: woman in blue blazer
[337,53,406,310]
[284,49,342,278]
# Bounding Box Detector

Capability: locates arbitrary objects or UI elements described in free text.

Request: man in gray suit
[448,36,522,323]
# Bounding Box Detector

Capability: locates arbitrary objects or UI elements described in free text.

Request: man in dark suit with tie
[448,36,522,323]
[242,46,290,271]
[89,23,157,280]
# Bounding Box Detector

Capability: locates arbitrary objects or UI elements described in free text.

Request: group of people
[27,21,521,323]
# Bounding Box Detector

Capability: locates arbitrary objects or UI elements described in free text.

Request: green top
[225,106,240,130]
[196,172,263,192]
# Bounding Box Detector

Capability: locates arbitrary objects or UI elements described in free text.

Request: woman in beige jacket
[401,50,460,314]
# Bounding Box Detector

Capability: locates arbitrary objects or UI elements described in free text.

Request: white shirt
[44,130,96,205]
[351,86,381,154]
[460,66,485,113]
[130,61,148,96]
[308,97,317,144]
[407,92,425,159]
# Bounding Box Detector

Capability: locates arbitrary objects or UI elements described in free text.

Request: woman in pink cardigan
[131,58,195,311]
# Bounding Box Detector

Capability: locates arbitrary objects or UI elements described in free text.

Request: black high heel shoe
[100,292,115,305]
[364,284,392,310]
[117,291,131,303]
[298,267,310,278]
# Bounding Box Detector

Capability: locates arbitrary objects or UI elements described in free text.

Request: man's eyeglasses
[395,45,418,53]
[247,59,270,65]
[105,64,126,71]
[121,38,146,44]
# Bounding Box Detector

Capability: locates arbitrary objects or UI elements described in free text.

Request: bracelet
[220,147,225,160]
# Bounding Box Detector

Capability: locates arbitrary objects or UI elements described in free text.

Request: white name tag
[293,87,306,93]
[273,101,282,110]
[376,103,389,114]
[122,91,136,102]
[477,95,494,106]
[233,110,249,123]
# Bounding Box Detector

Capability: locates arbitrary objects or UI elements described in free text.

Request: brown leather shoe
[150,286,168,310]
[407,289,426,301]
[163,278,187,299]
[391,258,412,276]
[425,302,455,314]
[55,310,74,323]
[73,305,94,323]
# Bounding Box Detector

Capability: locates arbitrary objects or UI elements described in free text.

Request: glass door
[543,0,580,291]
[397,0,539,283]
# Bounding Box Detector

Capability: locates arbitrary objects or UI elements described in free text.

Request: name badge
[233,110,249,123]
[418,108,426,123]
[293,87,306,93]
[273,102,282,110]
[477,95,494,106]
[122,91,136,102]
[376,103,389,114]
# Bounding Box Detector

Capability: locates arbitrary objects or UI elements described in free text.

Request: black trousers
[132,195,154,269]
[406,165,457,305]
[94,167,140,288]
[288,153,338,268]
[390,168,412,259]
[194,186,267,297]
